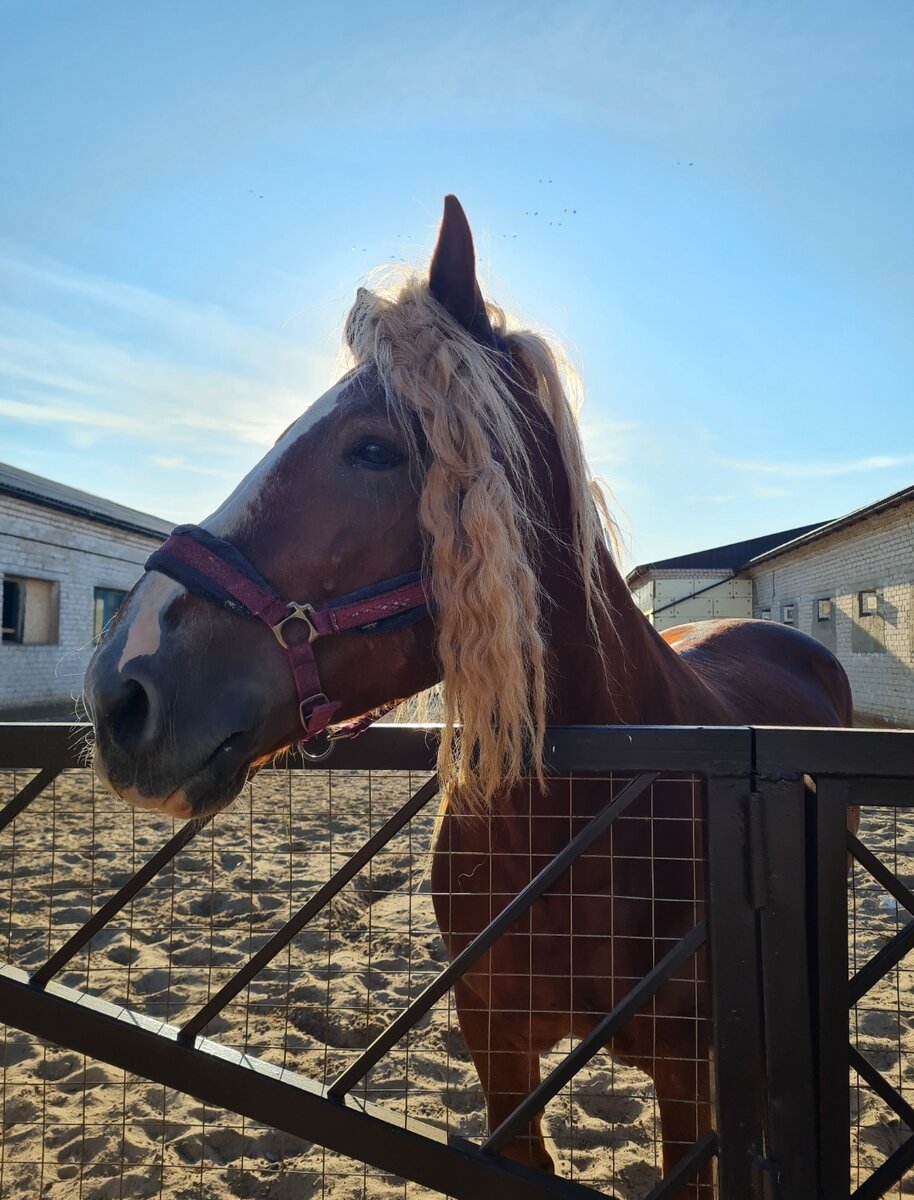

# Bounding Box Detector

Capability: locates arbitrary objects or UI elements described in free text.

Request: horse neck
[544,537,715,724]
[523,406,718,727]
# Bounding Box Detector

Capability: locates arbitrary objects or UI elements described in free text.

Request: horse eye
[350,441,403,470]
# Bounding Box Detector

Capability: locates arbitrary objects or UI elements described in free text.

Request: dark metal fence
[0,723,911,1199]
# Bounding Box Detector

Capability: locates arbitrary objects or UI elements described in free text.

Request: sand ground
[0,762,911,1199]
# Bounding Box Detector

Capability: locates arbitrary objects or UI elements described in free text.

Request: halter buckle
[272,602,318,648]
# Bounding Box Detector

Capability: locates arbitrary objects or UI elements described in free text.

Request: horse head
[86,196,610,820]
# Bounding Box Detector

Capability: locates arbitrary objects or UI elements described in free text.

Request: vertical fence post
[706,775,766,1199]
[812,778,851,1200]
[756,776,820,1200]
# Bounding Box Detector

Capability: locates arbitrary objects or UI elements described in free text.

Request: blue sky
[2,1,912,568]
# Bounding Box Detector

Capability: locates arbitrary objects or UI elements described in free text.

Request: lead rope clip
[299,731,335,763]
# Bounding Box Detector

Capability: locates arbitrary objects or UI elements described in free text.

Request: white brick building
[627,485,914,728]
[0,463,172,717]
[627,524,825,632]
[744,485,914,728]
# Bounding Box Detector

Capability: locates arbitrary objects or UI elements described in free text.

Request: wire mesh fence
[0,754,708,1200]
[849,799,914,1196]
[1,724,913,1200]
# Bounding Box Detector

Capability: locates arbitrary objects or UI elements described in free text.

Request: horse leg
[653,1049,714,1198]
[453,978,554,1173]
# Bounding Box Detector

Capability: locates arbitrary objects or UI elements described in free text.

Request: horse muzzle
[85,625,289,820]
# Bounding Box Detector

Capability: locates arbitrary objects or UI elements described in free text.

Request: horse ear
[428,195,495,344]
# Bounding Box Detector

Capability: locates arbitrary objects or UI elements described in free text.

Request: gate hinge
[745,791,769,909]
[752,1155,782,1199]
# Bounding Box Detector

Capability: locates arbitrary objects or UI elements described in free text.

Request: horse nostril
[106,677,153,750]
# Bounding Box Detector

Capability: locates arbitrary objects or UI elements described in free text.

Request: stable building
[0,462,172,718]
[744,485,914,728]
[627,524,826,632]
[627,484,914,729]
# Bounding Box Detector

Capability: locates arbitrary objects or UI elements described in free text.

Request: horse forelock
[344,274,617,812]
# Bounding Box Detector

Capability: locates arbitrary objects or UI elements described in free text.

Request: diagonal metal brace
[483,920,707,1154]
[0,764,64,833]
[328,771,659,1099]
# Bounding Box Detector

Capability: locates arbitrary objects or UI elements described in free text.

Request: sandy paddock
[0,762,911,1199]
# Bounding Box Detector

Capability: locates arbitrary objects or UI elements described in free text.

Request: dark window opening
[1,576,58,644]
[2,578,24,643]
[94,588,128,640]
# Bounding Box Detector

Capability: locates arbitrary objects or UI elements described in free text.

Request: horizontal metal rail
[754,726,914,780]
[4,721,914,779]
[0,722,437,772]
[1,715,911,772]
[0,721,754,775]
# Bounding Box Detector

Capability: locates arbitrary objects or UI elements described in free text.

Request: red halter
[145,525,431,754]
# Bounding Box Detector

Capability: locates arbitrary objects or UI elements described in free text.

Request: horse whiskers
[68,704,95,769]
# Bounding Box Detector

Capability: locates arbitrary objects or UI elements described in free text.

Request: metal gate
[0,723,912,1199]
[749,728,914,1200]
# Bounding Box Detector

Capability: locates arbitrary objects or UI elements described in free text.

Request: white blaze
[118,573,184,672]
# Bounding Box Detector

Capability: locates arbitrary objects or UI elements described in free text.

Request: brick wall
[745,501,914,727]
[0,497,165,713]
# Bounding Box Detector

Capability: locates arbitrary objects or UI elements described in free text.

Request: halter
[144,525,431,757]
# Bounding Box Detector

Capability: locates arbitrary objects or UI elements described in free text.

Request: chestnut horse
[86,197,852,1195]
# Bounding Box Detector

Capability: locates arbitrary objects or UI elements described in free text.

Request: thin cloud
[683,492,738,506]
[0,248,337,455]
[149,455,236,478]
[719,453,914,479]
[750,484,793,498]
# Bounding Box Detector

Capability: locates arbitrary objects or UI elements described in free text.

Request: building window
[1,576,59,644]
[94,587,127,639]
[781,603,795,625]
[816,598,834,622]
[759,609,772,620]
[859,590,879,617]
[1,578,22,642]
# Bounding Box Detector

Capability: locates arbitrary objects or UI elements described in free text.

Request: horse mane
[344,273,617,812]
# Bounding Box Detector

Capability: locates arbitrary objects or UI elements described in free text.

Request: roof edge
[744,483,914,569]
[625,522,827,587]
[1,480,171,542]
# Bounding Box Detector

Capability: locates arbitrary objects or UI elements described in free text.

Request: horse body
[85,196,853,1195]
[432,499,851,1183]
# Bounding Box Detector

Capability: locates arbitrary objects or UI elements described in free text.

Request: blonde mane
[344,274,616,812]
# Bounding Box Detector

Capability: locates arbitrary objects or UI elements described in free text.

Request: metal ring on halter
[299,731,335,762]
[272,602,319,648]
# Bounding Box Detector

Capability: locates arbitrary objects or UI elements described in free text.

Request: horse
[85,196,853,1196]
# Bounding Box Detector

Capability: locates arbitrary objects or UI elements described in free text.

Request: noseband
[145,525,431,755]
